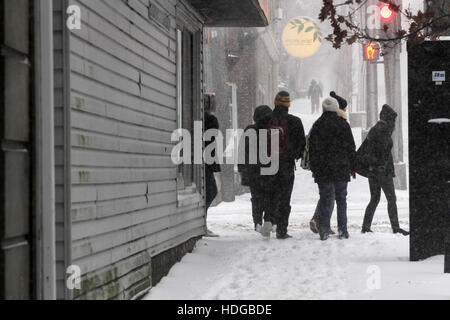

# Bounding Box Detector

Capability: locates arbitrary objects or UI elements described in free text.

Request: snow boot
[276,233,293,240]
[320,232,330,241]
[309,217,319,234]
[338,230,350,239]
[261,221,272,238]
[205,229,219,238]
[394,228,410,236]
[361,227,373,234]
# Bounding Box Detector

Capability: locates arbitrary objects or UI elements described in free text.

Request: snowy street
[145,101,450,300]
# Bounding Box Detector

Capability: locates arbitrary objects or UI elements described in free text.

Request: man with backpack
[309,96,356,241]
[356,104,409,236]
[265,91,306,239]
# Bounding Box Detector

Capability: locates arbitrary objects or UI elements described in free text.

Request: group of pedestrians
[207,90,409,240]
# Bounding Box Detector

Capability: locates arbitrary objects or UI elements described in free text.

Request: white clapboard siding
[65,0,205,300]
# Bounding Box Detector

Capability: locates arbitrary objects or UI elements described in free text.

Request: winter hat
[380,104,397,122]
[274,91,291,108]
[253,105,272,124]
[330,91,348,110]
[322,97,339,113]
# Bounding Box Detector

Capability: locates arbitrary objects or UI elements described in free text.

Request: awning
[187,0,269,27]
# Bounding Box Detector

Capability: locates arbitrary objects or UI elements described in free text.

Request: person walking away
[238,106,274,233]
[308,80,323,114]
[309,92,353,236]
[266,91,306,239]
[360,104,409,236]
[309,96,356,241]
[204,95,221,237]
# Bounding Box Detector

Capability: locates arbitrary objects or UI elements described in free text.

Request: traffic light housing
[379,3,394,23]
[363,43,380,61]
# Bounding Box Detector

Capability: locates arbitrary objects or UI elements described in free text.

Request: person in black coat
[361,104,409,236]
[204,96,221,237]
[238,105,274,232]
[265,91,306,239]
[309,96,356,240]
[309,91,353,236]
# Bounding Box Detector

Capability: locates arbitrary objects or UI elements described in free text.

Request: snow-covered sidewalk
[145,101,450,300]
[145,167,450,300]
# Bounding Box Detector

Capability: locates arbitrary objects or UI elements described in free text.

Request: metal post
[366,61,378,128]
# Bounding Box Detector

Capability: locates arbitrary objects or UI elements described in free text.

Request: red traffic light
[379,3,394,22]
[363,43,380,61]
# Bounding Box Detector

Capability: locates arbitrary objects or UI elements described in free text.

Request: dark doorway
[408,41,450,262]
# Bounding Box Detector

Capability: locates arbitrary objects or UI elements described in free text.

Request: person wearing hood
[239,105,274,232]
[361,104,409,236]
[264,91,306,239]
[309,95,356,240]
[309,92,353,235]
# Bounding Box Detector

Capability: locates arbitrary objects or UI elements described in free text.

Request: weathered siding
[61,0,205,299]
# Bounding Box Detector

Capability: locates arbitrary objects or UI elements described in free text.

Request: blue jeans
[317,182,348,234]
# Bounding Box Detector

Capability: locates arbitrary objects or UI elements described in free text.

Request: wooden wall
[54,0,205,300]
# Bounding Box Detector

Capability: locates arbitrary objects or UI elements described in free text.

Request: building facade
[203,0,281,201]
[0,0,267,300]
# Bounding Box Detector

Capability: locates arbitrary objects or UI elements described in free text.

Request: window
[176,27,201,195]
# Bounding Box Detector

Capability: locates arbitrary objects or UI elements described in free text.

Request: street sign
[432,71,446,82]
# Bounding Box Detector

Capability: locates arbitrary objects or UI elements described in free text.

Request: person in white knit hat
[308,96,356,241]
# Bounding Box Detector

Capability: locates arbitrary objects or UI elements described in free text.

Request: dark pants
[205,167,218,212]
[267,169,295,236]
[363,175,400,231]
[250,179,273,226]
[317,182,349,234]
[311,99,320,114]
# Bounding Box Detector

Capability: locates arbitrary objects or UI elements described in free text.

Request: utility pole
[382,0,406,190]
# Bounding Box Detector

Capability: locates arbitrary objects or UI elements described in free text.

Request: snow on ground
[145,100,450,300]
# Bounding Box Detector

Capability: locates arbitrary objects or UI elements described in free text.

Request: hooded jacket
[239,106,273,185]
[364,104,398,177]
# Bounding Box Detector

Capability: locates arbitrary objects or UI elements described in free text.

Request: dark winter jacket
[204,112,221,173]
[238,106,273,186]
[364,105,398,178]
[270,105,306,171]
[309,112,356,183]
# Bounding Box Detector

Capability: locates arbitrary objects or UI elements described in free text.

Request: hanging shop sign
[282,17,322,58]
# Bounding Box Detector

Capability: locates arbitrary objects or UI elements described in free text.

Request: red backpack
[267,118,290,158]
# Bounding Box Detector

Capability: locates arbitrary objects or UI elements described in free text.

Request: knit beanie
[274,91,291,108]
[322,97,339,113]
[330,91,348,110]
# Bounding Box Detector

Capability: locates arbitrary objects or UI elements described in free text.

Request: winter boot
[319,232,330,241]
[276,233,293,240]
[394,228,410,236]
[361,227,373,234]
[338,230,350,240]
[309,217,319,234]
[261,221,273,238]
